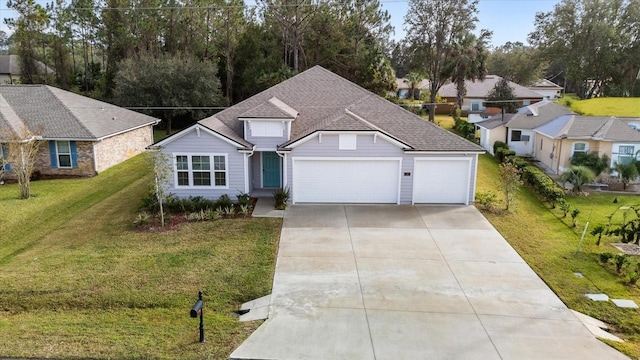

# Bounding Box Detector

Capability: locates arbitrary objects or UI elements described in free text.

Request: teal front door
[262,152,281,187]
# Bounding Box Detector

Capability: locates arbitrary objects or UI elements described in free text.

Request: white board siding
[160,129,246,199]
[412,158,472,204]
[292,158,401,203]
[244,121,288,149]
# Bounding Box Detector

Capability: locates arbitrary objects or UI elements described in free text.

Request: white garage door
[292,158,400,203]
[413,158,471,204]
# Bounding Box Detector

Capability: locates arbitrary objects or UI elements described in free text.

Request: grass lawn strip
[476,154,640,358]
[0,154,282,359]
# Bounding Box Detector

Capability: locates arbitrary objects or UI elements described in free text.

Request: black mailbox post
[190,291,205,343]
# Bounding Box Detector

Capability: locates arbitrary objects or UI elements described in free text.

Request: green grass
[476,154,640,358]
[0,154,282,359]
[558,96,640,117]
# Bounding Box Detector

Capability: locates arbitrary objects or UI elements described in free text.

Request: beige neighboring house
[528,79,563,100]
[395,78,430,99]
[0,85,159,178]
[534,115,640,174]
[437,75,544,115]
[0,55,53,84]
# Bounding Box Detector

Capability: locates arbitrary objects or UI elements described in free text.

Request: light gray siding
[244,121,288,149]
[160,128,246,200]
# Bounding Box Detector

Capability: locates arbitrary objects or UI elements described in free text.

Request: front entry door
[262,152,281,188]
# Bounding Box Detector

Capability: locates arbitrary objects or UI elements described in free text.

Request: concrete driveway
[230,205,627,360]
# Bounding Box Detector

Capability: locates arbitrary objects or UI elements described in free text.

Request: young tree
[560,165,595,193]
[404,0,483,122]
[486,78,518,113]
[149,150,172,227]
[615,162,639,190]
[498,162,522,211]
[1,127,42,199]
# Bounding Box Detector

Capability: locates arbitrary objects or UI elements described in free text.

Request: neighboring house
[154,66,485,205]
[535,115,640,174]
[528,79,563,100]
[394,78,430,99]
[437,75,544,115]
[0,85,159,178]
[0,55,53,84]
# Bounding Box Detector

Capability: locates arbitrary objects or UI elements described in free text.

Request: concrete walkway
[230,205,628,360]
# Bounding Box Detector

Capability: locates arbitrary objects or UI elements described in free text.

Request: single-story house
[528,79,563,100]
[154,66,485,205]
[0,85,159,178]
[476,101,574,155]
[0,55,54,84]
[394,78,430,99]
[534,115,640,174]
[437,75,544,115]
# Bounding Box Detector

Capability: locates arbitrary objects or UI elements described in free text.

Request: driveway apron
[230,205,628,360]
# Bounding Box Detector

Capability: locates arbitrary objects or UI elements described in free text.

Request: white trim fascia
[155,124,246,148]
[238,117,295,122]
[285,131,410,150]
[411,156,473,205]
[255,147,278,152]
[404,151,484,155]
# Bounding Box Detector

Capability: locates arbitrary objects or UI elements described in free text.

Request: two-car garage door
[292,158,401,203]
[291,157,472,204]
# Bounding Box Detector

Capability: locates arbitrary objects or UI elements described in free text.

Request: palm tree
[403,72,423,100]
[615,162,639,190]
[560,165,595,193]
[444,29,492,112]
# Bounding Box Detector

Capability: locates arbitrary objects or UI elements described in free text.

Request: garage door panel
[413,159,470,204]
[293,159,399,203]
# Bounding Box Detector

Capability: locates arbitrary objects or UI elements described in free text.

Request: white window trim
[173,153,229,189]
[571,142,589,157]
[56,140,72,169]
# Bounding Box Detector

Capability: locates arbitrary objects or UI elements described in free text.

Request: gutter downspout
[244,145,256,194]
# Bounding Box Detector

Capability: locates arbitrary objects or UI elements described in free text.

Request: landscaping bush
[570,151,610,178]
[273,188,290,210]
[522,165,565,207]
[495,147,516,163]
[236,192,252,207]
[599,252,614,264]
[505,156,529,170]
[475,190,499,212]
[493,141,508,154]
[214,194,233,210]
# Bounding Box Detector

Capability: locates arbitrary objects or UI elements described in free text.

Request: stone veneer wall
[93,125,153,173]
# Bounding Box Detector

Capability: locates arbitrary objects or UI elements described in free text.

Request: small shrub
[236,192,252,207]
[495,147,516,163]
[214,207,225,219]
[571,208,580,228]
[214,194,233,210]
[599,252,614,264]
[205,208,222,221]
[475,191,498,212]
[239,204,250,217]
[493,141,508,154]
[559,199,571,218]
[223,206,235,217]
[590,224,605,246]
[612,254,629,274]
[505,156,529,171]
[186,210,208,222]
[133,212,152,228]
[273,188,290,210]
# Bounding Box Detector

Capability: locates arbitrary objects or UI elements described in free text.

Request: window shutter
[70,141,78,168]
[49,141,58,168]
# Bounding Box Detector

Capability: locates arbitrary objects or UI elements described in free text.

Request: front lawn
[559,96,640,117]
[476,154,640,358]
[0,154,282,359]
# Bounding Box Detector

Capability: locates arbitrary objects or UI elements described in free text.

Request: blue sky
[1,0,560,48]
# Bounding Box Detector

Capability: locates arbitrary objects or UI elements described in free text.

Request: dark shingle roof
[199,66,483,152]
[438,75,543,99]
[0,85,158,140]
[476,114,515,130]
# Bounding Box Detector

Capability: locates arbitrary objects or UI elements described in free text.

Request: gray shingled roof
[534,115,640,142]
[438,75,543,99]
[476,114,515,130]
[0,55,52,75]
[506,101,574,129]
[0,85,159,140]
[198,66,483,152]
[529,79,563,89]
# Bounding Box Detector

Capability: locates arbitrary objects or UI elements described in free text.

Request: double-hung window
[175,154,227,188]
[56,141,72,168]
[572,142,588,157]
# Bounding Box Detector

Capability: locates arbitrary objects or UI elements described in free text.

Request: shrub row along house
[154,66,485,205]
[477,101,640,175]
[0,85,158,179]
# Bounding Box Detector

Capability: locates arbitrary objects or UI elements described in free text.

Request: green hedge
[522,165,565,207]
[495,147,516,163]
[493,141,509,154]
